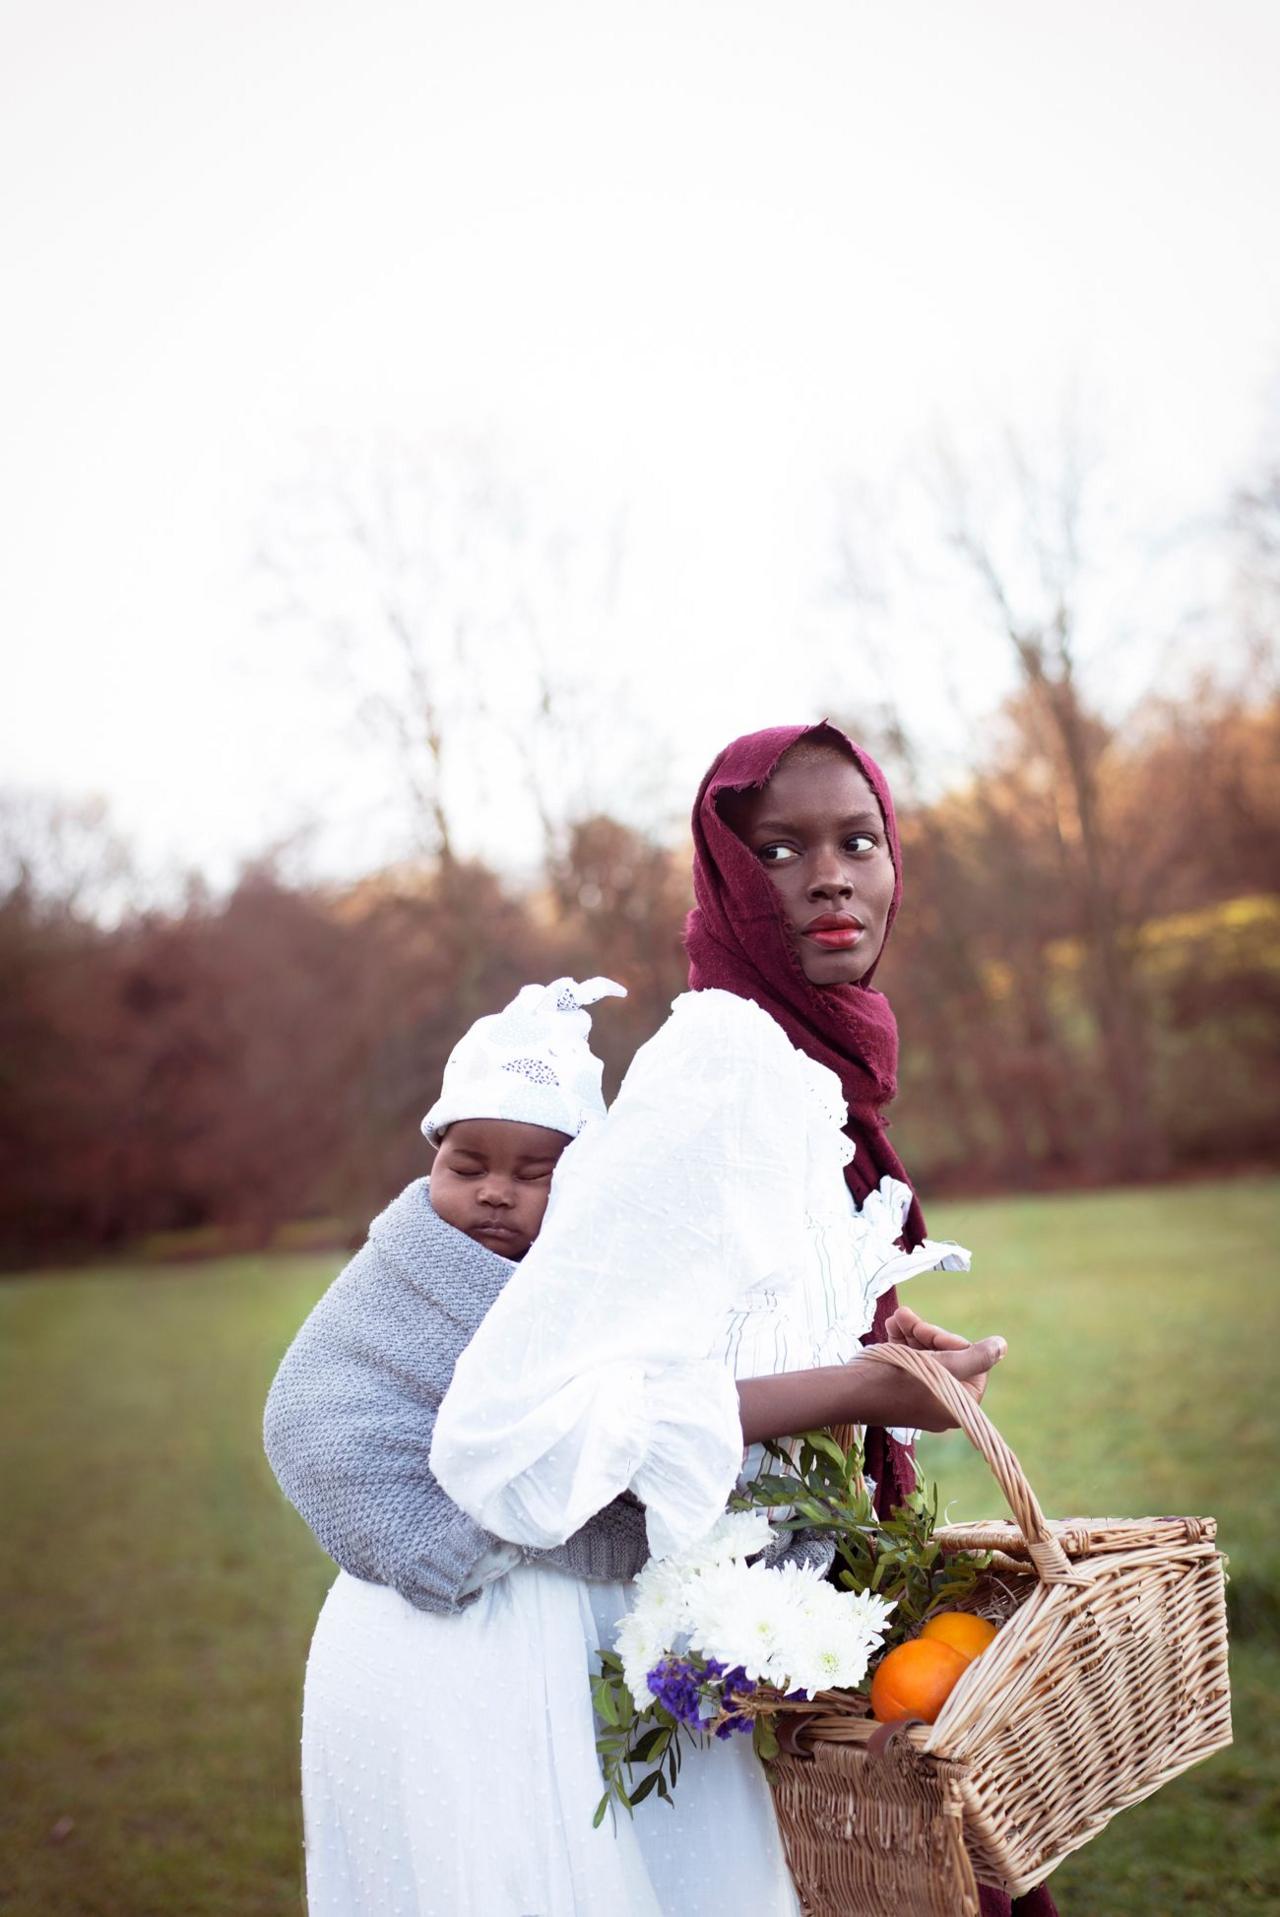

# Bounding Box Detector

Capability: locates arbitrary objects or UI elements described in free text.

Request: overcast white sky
[3,0,1278,886]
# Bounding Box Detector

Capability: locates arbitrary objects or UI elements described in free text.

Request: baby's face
[429,1117,570,1260]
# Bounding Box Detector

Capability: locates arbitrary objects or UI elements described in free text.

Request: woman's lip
[805,926,864,950]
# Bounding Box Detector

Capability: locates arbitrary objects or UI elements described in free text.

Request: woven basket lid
[935,1514,1217,1559]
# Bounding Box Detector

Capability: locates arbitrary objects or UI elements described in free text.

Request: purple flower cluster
[645,1657,705,1728]
[713,1663,757,1740]
[644,1656,759,1739]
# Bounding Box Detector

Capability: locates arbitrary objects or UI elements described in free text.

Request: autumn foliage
[1,693,1275,1267]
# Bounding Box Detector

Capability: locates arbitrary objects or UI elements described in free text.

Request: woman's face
[722,745,897,986]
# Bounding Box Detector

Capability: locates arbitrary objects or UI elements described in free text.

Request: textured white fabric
[433,988,971,1562]
[421,974,625,1144]
[302,1565,800,1917]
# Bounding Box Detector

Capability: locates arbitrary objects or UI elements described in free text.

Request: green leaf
[794,1497,829,1523]
[749,1475,803,1502]
[628,1771,661,1804]
[752,1715,780,1761]
[799,1429,849,1469]
[592,1792,611,1830]
[632,1726,671,1763]
[592,1682,620,1726]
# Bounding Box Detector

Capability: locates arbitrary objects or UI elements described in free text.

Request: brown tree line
[1,689,1275,1267]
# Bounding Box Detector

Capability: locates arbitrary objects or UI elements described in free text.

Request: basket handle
[857,1343,1076,1583]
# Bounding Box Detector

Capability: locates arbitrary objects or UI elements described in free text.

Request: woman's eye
[845,833,877,854]
[758,843,798,865]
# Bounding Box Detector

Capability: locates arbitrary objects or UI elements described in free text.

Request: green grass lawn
[1,1178,1276,1915]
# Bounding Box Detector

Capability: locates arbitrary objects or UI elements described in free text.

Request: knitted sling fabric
[263,1180,649,1610]
[684,720,920,1519]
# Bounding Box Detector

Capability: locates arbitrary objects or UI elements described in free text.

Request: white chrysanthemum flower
[783,1583,896,1696]
[629,1551,688,1617]
[840,1587,897,1636]
[785,1615,874,1694]
[615,1610,671,1705]
[769,1560,830,1614]
[679,1508,774,1573]
[675,1555,897,1696]
[684,1559,819,1685]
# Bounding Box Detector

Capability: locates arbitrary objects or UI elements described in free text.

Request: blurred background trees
[2,431,1277,1267]
[2,687,1274,1265]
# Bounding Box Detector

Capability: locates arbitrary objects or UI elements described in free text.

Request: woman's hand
[884,1305,1005,1413]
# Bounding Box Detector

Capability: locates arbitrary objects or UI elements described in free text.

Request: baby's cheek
[428,1170,465,1235]
[521,1186,553,1241]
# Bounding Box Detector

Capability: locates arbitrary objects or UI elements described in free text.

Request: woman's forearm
[736,1357,953,1441]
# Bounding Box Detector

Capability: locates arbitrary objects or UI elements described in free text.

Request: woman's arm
[736,1333,1006,1443]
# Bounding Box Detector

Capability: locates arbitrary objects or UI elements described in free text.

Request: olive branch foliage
[592,1429,991,1826]
[735,1429,992,1644]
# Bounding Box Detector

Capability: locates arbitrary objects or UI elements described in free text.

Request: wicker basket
[766,1343,1232,1917]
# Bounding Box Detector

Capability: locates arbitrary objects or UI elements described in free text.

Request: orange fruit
[870,1639,969,1724]
[919,1611,999,1663]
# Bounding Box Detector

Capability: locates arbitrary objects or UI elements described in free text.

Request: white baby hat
[421,976,627,1145]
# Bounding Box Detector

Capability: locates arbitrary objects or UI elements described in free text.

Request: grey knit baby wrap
[263,1179,650,1613]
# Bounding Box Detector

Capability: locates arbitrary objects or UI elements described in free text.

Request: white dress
[302,989,970,1916]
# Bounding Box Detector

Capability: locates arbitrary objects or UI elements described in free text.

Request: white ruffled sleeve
[430,991,810,1560]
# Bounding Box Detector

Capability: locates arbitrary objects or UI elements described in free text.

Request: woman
[432,721,1055,1913]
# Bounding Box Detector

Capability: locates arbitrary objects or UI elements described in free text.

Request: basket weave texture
[767,1344,1232,1917]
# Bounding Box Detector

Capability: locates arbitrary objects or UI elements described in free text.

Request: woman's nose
[807,856,854,900]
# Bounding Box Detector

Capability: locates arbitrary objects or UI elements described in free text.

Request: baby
[264,975,649,1613]
[421,976,625,1262]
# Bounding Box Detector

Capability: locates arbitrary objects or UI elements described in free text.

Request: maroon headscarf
[684,719,919,1513]
[684,720,1063,1917]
